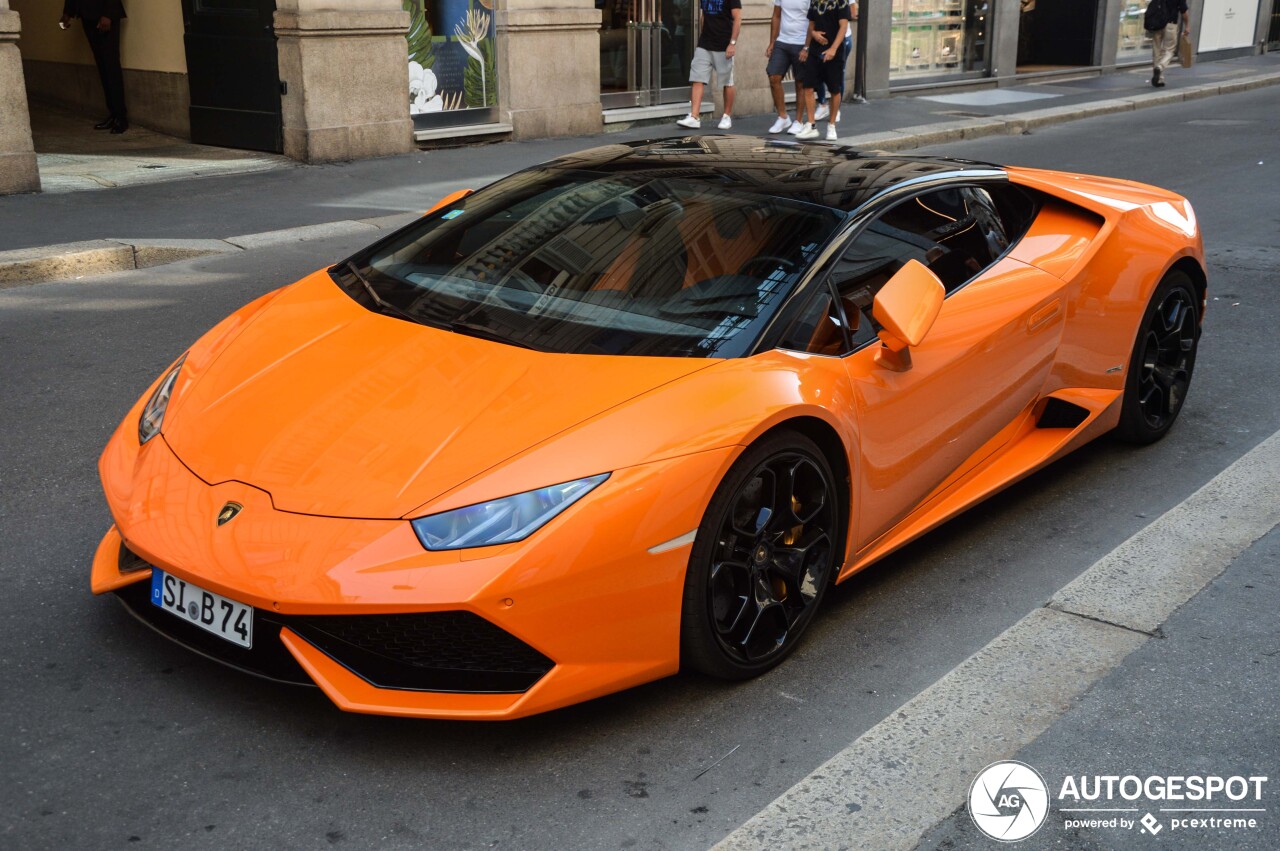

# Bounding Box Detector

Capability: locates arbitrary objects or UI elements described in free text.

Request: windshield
[338,168,844,358]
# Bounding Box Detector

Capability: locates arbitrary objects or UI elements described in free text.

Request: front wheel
[680,432,841,680]
[1115,270,1201,444]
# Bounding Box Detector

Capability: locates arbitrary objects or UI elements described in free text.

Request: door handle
[1027,299,1061,332]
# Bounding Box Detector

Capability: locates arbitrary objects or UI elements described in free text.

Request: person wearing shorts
[677,0,742,131]
[798,0,851,141]
[765,0,812,136]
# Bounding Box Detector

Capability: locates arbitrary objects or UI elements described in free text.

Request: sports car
[92,136,1205,719]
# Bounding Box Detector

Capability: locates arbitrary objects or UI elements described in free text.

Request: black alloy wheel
[1117,270,1200,444]
[681,432,841,679]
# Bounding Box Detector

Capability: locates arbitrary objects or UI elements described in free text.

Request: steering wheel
[737,255,800,279]
[925,214,977,242]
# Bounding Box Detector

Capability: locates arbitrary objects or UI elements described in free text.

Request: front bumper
[94,431,734,719]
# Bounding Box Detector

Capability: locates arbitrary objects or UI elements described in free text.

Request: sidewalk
[2,51,1278,283]
[915,521,1280,850]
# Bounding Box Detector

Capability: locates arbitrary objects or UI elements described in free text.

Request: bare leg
[795,80,810,123]
[769,75,787,118]
[689,82,705,117]
[803,87,816,126]
[724,85,735,117]
[829,92,842,125]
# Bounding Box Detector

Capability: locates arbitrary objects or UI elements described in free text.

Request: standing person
[1144,0,1189,88]
[797,0,850,141]
[677,0,742,130]
[59,0,128,133]
[765,0,811,135]
[814,2,855,123]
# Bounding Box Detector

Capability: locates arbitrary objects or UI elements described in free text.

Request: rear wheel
[680,432,841,680]
[1115,270,1200,444]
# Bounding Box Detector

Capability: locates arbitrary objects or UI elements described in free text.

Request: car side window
[778,283,851,356]
[833,187,1011,299]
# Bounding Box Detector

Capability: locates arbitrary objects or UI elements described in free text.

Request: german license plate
[150,569,253,648]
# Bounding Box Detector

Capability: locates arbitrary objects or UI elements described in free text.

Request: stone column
[495,0,601,139]
[864,0,893,97]
[721,0,778,117]
[0,0,39,194]
[1097,0,1122,68]
[273,0,414,163]
[990,0,1022,85]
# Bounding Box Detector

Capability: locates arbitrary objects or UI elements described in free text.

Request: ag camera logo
[969,761,1050,842]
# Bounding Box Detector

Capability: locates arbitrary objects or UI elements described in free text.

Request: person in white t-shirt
[764,0,812,135]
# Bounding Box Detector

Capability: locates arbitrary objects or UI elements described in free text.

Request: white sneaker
[814,103,830,121]
[676,114,701,129]
[768,116,793,134]
[787,120,805,135]
[717,114,733,130]
[836,110,842,123]
[826,123,838,141]
[795,122,819,140]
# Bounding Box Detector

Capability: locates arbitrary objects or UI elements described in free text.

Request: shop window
[890,0,991,80]
[1116,2,1154,62]
[405,0,500,128]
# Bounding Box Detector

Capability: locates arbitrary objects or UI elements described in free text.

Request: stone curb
[3,69,1277,288]
[851,70,1280,152]
[0,212,421,289]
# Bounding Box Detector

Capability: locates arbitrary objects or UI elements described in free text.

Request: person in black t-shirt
[677,0,742,131]
[797,0,851,142]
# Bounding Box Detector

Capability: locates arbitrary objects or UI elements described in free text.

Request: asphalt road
[1,87,1277,850]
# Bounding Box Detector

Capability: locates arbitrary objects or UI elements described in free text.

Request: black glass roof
[542,135,1003,215]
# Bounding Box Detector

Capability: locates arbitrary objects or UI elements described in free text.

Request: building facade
[1,0,1276,194]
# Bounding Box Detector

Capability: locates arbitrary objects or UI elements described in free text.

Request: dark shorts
[801,42,848,95]
[766,40,805,79]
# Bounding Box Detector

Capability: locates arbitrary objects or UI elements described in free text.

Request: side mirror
[871,260,945,371]
[425,188,473,217]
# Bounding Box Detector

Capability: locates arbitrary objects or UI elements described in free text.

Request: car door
[833,185,1069,549]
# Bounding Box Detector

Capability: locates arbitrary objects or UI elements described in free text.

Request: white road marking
[714,428,1280,851]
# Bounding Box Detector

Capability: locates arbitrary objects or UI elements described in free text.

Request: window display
[1116,1,1154,62]
[404,0,500,128]
[890,0,990,79]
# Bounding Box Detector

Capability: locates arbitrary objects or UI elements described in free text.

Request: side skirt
[837,387,1121,581]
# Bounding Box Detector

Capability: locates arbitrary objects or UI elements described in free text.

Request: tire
[1115,270,1201,445]
[680,431,842,680]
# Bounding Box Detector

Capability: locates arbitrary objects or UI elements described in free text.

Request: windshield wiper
[346,263,536,350]
[447,321,538,351]
[346,261,422,324]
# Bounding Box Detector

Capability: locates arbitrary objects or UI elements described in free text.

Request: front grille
[115,580,313,685]
[289,612,554,694]
[114,581,553,694]
[118,541,151,574]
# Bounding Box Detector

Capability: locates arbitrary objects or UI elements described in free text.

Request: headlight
[411,473,609,551]
[138,356,186,444]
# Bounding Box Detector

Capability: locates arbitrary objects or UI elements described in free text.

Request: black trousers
[82,19,127,121]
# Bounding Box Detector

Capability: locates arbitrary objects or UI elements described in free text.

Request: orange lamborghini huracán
[93,137,1205,719]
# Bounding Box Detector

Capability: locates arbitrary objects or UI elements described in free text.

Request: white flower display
[408,60,443,114]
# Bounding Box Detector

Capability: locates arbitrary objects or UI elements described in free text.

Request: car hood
[165,272,715,519]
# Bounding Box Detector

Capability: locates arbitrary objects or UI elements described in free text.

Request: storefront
[889,0,992,82]
[1270,0,1280,47]
[599,0,697,109]
[405,0,500,130]
[1016,0,1102,72]
[1198,0,1262,54]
